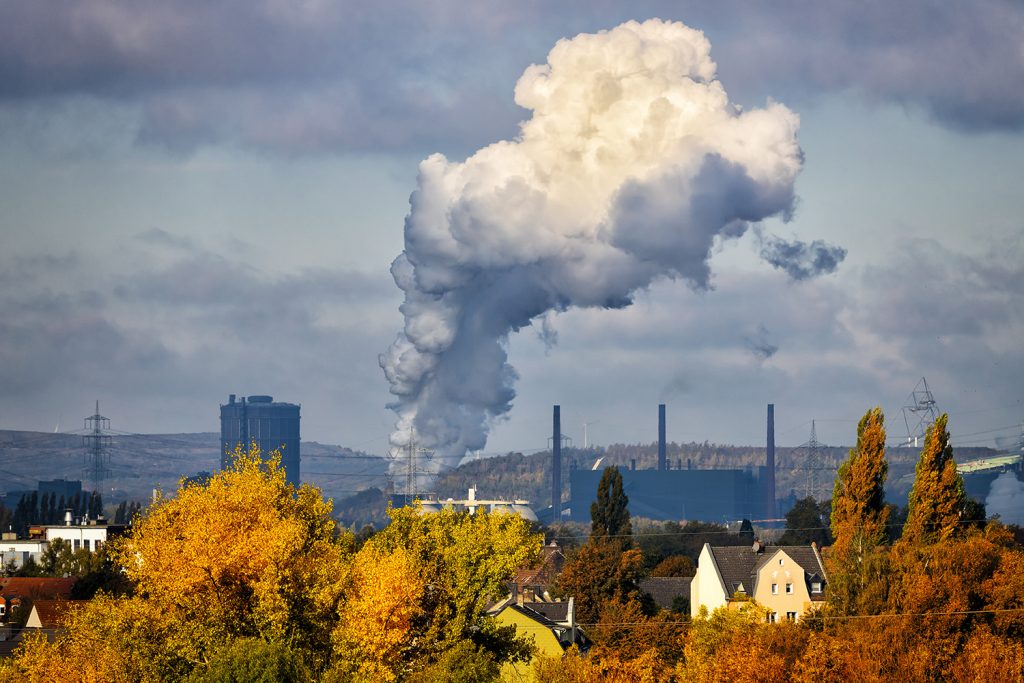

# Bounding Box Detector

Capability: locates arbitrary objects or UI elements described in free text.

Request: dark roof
[505,603,590,652]
[523,600,570,623]
[639,577,691,610]
[634,577,692,610]
[707,544,826,597]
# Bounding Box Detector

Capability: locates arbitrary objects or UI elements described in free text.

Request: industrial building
[565,404,779,523]
[220,395,301,486]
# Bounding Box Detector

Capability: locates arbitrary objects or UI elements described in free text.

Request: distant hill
[419,441,1003,513]
[0,429,389,506]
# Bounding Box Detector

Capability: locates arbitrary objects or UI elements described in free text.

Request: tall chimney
[552,405,561,521]
[766,403,776,518]
[658,403,667,471]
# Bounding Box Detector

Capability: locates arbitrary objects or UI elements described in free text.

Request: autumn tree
[1,444,353,681]
[358,504,541,676]
[828,407,890,615]
[901,413,967,545]
[649,554,694,577]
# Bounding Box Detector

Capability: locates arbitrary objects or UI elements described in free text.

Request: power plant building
[220,395,300,486]
[567,404,778,523]
[569,467,764,522]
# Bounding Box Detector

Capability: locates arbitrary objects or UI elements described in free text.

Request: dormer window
[811,581,823,594]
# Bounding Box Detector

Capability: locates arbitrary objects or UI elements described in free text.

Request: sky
[1,1,1022,464]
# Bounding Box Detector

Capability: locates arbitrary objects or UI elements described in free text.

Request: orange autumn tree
[901,413,966,546]
[828,407,890,615]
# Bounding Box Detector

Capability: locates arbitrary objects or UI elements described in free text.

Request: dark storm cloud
[757,231,847,281]
[0,1,1021,155]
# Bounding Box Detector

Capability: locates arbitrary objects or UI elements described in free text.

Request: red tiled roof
[26,599,85,629]
[0,577,77,600]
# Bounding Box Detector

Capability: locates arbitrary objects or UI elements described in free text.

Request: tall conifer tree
[828,407,890,614]
[901,413,965,545]
[591,466,632,542]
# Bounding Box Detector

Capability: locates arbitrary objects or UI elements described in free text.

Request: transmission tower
[82,400,113,485]
[794,420,826,500]
[901,377,940,447]
[389,428,434,505]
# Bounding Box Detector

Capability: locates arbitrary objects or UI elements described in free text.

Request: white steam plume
[380,19,804,480]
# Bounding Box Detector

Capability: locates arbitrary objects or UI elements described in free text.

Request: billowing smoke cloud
[756,229,847,280]
[985,470,1024,525]
[380,19,804,480]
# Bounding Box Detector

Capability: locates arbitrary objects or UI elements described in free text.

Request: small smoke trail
[380,19,809,480]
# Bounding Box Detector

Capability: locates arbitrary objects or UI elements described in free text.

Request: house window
[785,583,793,594]
[811,581,822,594]
[767,612,777,623]
[771,583,778,594]
[73,539,80,551]
[786,611,798,622]
[778,559,784,565]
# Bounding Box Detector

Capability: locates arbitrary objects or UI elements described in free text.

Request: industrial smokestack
[552,405,561,521]
[767,404,776,518]
[658,404,667,471]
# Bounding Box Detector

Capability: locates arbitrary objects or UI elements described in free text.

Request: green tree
[738,518,755,543]
[828,407,890,615]
[778,497,832,546]
[591,466,631,543]
[901,413,966,545]
[188,638,310,683]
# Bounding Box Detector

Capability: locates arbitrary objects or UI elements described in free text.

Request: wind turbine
[582,420,600,449]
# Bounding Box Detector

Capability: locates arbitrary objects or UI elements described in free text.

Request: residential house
[23,599,85,641]
[489,591,588,682]
[0,577,77,625]
[510,540,565,602]
[690,541,826,622]
[44,516,126,553]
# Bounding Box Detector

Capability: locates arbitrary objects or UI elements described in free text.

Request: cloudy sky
[1,1,1022,463]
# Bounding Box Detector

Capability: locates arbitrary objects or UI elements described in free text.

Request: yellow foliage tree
[365,504,542,669]
[113,444,352,658]
[332,543,425,682]
[2,444,352,681]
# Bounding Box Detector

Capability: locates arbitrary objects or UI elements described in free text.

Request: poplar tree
[828,407,890,614]
[901,413,966,545]
[591,466,632,543]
